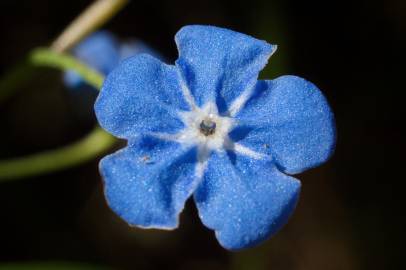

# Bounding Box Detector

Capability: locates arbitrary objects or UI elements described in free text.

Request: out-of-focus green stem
[0,1,128,181]
[0,48,103,102]
[1,0,128,103]
[0,48,117,181]
[0,127,115,181]
[30,48,104,89]
[51,0,129,53]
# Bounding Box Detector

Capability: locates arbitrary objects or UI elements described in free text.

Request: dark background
[0,0,404,269]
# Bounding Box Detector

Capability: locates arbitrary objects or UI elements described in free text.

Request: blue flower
[94,25,336,250]
[64,31,162,88]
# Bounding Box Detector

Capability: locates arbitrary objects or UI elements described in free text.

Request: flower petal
[175,25,276,113]
[100,136,198,229]
[73,31,120,74]
[194,152,300,250]
[95,54,189,139]
[64,31,120,88]
[232,75,336,174]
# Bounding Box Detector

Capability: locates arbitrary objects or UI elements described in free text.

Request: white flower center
[176,102,235,151]
[151,77,267,179]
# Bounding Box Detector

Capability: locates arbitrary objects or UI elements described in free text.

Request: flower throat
[200,119,216,136]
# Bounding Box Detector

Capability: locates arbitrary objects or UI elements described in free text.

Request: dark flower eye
[200,119,216,136]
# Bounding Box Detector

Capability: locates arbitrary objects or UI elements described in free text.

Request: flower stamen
[200,119,216,136]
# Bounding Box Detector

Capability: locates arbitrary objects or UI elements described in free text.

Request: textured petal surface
[95,54,189,139]
[194,152,301,250]
[175,25,276,112]
[232,75,336,174]
[100,136,198,229]
[64,31,120,88]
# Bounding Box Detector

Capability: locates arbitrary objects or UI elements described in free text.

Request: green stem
[1,0,128,103]
[0,48,117,181]
[30,48,104,89]
[0,0,128,180]
[0,127,115,181]
[0,48,103,103]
